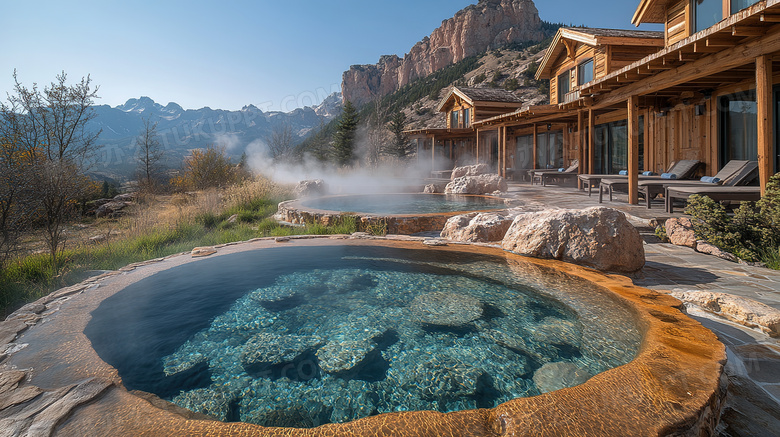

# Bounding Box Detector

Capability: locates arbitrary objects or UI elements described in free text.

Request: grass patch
[0,178,358,318]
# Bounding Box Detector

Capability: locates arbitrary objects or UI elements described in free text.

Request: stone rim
[1,236,726,436]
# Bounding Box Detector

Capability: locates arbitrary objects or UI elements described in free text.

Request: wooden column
[757,55,774,195]
[532,124,538,169]
[628,95,640,205]
[476,129,480,164]
[577,111,584,189]
[431,134,436,172]
[501,126,507,176]
[588,110,595,175]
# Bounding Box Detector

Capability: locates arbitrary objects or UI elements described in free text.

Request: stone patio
[501,180,780,437]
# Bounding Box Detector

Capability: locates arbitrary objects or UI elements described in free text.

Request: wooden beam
[757,55,773,195]
[760,14,780,23]
[628,96,640,205]
[732,25,767,37]
[593,26,780,110]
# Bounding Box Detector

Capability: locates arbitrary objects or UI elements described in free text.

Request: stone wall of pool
[0,236,727,436]
[276,194,513,235]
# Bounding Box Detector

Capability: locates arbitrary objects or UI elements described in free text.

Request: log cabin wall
[666,0,690,45]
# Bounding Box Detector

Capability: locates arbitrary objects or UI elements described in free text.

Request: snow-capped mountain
[89,93,342,176]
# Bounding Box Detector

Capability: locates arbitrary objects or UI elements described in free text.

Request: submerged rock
[241,334,324,366]
[410,291,483,327]
[317,339,377,374]
[532,361,592,394]
[502,207,645,273]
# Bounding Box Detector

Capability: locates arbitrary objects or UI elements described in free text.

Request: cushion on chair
[661,173,678,179]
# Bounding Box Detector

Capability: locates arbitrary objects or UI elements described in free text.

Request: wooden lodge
[412,0,780,202]
[405,87,524,173]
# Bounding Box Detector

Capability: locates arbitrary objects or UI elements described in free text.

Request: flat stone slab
[409,291,483,327]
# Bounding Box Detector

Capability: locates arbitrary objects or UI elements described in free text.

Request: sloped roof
[633,0,672,25]
[436,87,523,112]
[537,27,664,80]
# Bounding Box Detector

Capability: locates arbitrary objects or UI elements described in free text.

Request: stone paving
[502,180,780,437]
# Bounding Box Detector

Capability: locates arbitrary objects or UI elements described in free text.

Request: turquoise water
[85,246,641,428]
[300,194,508,215]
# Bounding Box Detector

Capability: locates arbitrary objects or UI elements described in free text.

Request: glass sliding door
[719,90,757,167]
[515,135,534,172]
[592,120,641,174]
[535,131,563,169]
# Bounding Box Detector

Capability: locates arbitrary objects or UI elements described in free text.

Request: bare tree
[267,122,295,163]
[135,117,164,192]
[3,71,101,270]
[365,101,389,169]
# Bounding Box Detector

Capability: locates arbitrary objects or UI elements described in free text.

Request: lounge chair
[529,160,579,186]
[596,159,703,203]
[665,185,761,213]
[637,160,758,208]
[577,161,679,197]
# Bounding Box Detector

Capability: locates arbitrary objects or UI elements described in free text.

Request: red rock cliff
[342,0,543,107]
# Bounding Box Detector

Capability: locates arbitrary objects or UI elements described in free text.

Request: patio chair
[597,160,704,203]
[637,160,757,208]
[529,160,579,186]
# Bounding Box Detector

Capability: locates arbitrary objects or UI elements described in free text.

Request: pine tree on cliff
[387,111,411,158]
[332,101,359,166]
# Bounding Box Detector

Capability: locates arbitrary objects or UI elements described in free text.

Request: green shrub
[685,173,780,264]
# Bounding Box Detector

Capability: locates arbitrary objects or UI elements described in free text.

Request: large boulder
[95,201,130,218]
[502,207,645,273]
[666,217,697,249]
[445,174,508,195]
[294,179,328,198]
[440,212,513,243]
[451,164,490,180]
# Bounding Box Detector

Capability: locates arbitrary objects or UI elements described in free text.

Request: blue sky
[0,1,660,112]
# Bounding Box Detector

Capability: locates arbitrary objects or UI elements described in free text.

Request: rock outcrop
[502,207,646,272]
[445,174,508,194]
[342,0,543,107]
[451,164,490,180]
[671,290,780,337]
[294,179,328,198]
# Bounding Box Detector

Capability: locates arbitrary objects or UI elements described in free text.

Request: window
[693,0,723,33]
[557,70,571,104]
[719,91,757,167]
[731,0,760,14]
[450,110,459,129]
[578,59,594,85]
[463,108,471,128]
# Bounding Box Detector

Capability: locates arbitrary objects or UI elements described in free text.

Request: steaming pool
[3,238,726,436]
[277,194,512,234]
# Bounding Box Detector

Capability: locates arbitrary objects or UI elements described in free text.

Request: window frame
[691,0,724,34]
[557,69,571,104]
[577,58,594,86]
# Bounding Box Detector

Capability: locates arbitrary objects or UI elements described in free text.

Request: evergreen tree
[332,101,359,166]
[387,111,411,158]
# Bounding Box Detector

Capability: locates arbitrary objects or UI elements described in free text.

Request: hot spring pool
[4,237,726,436]
[84,244,641,428]
[299,194,508,215]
